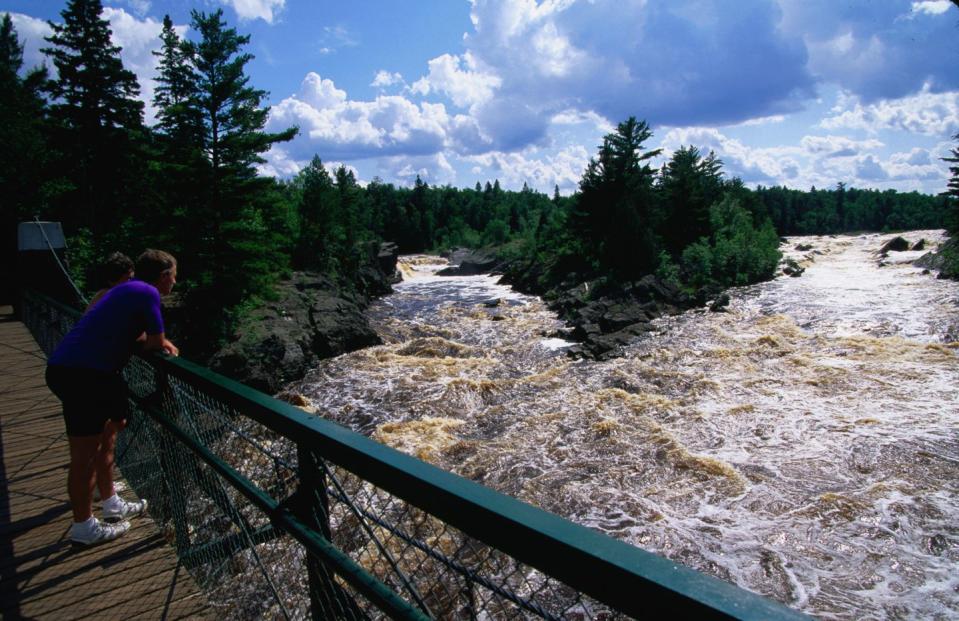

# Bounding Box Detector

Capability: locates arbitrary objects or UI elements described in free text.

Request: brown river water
[289,231,959,619]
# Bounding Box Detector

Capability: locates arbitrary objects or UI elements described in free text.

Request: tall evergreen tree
[42,0,146,239]
[572,117,662,276]
[658,146,724,253]
[294,156,338,270]
[1,14,50,217]
[1,14,53,301]
[944,133,959,233]
[153,15,202,149]
[183,9,296,339]
[189,9,295,210]
[151,14,204,255]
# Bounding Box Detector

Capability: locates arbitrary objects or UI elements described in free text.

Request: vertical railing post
[296,443,363,620]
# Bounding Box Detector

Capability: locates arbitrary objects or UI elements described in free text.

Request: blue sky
[6,0,959,195]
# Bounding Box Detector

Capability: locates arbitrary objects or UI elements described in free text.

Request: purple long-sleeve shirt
[48,280,165,372]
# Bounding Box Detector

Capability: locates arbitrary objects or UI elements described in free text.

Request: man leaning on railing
[45,249,180,546]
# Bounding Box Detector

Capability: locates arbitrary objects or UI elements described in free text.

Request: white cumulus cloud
[8,13,53,72]
[107,1,152,17]
[221,0,285,24]
[266,72,483,163]
[799,135,884,158]
[465,145,591,194]
[371,70,404,89]
[779,0,959,101]
[102,8,166,122]
[820,86,959,137]
[657,124,949,193]
[410,52,501,108]
[909,1,953,16]
[378,153,457,186]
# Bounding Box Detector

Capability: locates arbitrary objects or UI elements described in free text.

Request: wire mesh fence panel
[315,465,626,621]
[19,290,809,621]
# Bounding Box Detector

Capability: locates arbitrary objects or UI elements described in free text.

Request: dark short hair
[136,249,177,284]
[98,252,134,287]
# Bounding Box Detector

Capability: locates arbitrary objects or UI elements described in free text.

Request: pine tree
[188,9,295,210]
[658,146,724,253]
[42,0,145,239]
[572,117,662,276]
[1,14,53,301]
[153,15,202,149]
[150,14,204,256]
[184,9,297,338]
[294,156,337,270]
[1,14,50,218]
[944,133,959,233]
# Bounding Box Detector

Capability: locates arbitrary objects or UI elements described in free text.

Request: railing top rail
[25,288,808,620]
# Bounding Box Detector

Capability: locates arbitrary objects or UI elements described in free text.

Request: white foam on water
[292,233,959,619]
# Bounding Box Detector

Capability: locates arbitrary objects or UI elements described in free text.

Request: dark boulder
[782,258,805,277]
[378,242,401,283]
[709,293,731,312]
[437,248,499,276]
[353,241,401,297]
[911,239,926,251]
[794,243,813,251]
[879,236,910,253]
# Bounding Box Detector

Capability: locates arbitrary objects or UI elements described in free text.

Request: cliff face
[208,242,400,394]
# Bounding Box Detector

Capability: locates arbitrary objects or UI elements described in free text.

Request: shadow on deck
[0,305,209,620]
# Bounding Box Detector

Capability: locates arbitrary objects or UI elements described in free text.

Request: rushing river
[290,231,959,619]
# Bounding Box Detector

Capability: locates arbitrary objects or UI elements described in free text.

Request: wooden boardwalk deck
[0,305,210,620]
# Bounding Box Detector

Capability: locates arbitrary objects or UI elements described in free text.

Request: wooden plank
[2,442,68,466]
[2,520,165,576]
[13,542,194,618]
[128,592,210,620]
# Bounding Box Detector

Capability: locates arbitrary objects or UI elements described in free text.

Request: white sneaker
[102,494,148,522]
[70,517,130,547]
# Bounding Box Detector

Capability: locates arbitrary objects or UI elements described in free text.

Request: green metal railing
[21,289,809,620]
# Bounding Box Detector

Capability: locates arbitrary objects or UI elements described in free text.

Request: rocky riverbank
[915,235,959,279]
[496,256,709,359]
[207,242,400,393]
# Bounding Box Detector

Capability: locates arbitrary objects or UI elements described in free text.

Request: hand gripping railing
[21,289,810,620]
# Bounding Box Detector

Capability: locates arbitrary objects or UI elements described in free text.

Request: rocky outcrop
[709,293,731,312]
[879,236,910,254]
[208,242,400,394]
[436,248,500,276]
[209,273,382,393]
[498,255,696,359]
[915,236,959,280]
[782,258,805,277]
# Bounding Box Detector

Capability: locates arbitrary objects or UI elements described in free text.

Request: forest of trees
[1,0,956,352]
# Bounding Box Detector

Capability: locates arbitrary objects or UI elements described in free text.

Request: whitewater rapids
[290,231,959,619]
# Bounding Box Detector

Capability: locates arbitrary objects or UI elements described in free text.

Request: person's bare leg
[67,434,102,522]
[95,420,121,500]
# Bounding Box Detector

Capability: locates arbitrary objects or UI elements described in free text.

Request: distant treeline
[2,1,957,350]
[755,184,951,236]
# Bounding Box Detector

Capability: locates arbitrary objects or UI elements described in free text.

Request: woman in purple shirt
[46,249,179,546]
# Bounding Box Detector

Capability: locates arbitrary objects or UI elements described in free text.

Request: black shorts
[45,365,129,437]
